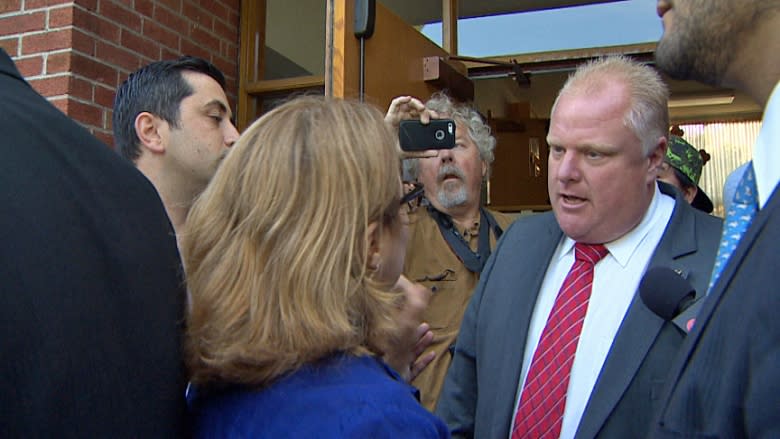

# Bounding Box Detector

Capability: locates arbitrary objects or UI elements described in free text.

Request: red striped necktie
[511,242,609,439]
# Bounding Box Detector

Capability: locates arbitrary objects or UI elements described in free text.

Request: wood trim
[423,56,473,101]
[237,0,266,131]
[442,0,458,55]
[244,75,326,95]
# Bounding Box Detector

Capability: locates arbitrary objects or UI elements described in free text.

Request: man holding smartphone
[386,92,514,411]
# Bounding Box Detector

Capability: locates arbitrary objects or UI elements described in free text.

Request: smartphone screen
[399,119,456,151]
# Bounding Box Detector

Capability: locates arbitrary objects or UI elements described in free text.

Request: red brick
[46,51,71,73]
[70,52,118,87]
[182,2,213,30]
[93,130,114,148]
[227,10,239,28]
[94,84,116,108]
[0,0,21,14]
[0,12,46,37]
[99,1,141,33]
[143,20,179,49]
[70,28,95,55]
[211,55,235,79]
[160,46,180,60]
[212,17,237,42]
[120,30,159,60]
[0,38,18,56]
[156,0,182,13]
[14,56,44,76]
[71,8,121,43]
[25,0,71,9]
[29,75,70,97]
[49,97,67,113]
[65,98,104,128]
[223,40,237,61]
[180,38,210,60]
[95,40,140,72]
[21,29,71,55]
[134,0,153,18]
[68,75,94,101]
[189,25,220,54]
[154,4,189,34]
[49,5,74,28]
[74,0,98,12]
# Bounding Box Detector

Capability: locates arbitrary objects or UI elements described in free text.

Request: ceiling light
[668,92,735,108]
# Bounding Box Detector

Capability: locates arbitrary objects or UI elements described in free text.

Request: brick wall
[0,0,240,147]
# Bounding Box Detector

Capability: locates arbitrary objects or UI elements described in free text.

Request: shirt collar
[560,183,668,268]
[753,80,780,209]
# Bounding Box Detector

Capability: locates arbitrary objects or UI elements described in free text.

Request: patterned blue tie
[708,162,758,291]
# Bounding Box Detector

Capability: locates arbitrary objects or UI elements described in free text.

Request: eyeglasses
[400,182,425,215]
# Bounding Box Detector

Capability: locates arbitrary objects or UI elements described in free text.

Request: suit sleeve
[435,230,507,438]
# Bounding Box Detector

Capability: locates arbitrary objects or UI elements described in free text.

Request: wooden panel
[237,0,265,131]
[423,57,474,101]
[245,75,325,94]
[442,0,458,55]
[489,118,551,211]
[331,0,450,109]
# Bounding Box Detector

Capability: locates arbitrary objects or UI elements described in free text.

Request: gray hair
[403,92,497,180]
[551,55,670,156]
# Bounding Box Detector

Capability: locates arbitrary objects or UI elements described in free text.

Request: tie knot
[574,243,609,265]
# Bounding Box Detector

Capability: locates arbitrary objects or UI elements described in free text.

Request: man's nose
[438,147,454,162]
[225,121,240,147]
[555,151,581,182]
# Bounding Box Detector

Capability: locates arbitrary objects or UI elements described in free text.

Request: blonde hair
[552,55,670,156]
[181,96,403,387]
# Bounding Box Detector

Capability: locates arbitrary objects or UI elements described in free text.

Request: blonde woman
[181,96,449,438]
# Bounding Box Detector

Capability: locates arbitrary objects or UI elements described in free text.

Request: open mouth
[561,194,587,204]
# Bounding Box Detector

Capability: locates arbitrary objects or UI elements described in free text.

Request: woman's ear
[365,221,381,271]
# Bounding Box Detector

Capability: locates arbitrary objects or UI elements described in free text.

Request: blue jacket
[189,354,450,438]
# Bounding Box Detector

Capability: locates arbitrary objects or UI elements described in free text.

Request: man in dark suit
[436,56,722,438]
[0,49,187,436]
[650,1,780,436]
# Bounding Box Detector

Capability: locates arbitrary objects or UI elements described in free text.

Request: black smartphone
[399,119,456,151]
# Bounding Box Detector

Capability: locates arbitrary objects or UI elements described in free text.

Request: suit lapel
[575,189,698,439]
[491,213,562,438]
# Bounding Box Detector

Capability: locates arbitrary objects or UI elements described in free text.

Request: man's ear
[683,185,698,204]
[481,160,488,180]
[365,221,381,272]
[648,136,668,178]
[134,112,166,154]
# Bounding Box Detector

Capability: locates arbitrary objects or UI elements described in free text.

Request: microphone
[639,266,696,323]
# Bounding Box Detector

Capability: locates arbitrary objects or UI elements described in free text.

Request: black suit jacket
[651,185,780,438]
[436,185,722,439]
[0,50,187,436]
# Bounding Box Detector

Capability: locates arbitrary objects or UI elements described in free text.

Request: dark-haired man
[651,0,780,436]
[113,56,239,236]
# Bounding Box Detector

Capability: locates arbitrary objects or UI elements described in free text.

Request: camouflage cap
[665,136,703,184]
[665,136,713,213]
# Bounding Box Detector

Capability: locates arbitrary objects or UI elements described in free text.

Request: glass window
[420,0,662,57]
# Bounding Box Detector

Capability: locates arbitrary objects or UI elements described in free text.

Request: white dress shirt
[511,183,675,439]
[753,80,780,209]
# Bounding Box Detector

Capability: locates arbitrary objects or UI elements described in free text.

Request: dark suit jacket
[436,184,722,439]
[0,50,187,436]
[651,185,780,438]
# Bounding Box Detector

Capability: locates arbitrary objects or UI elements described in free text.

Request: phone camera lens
[435,129,445,141]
